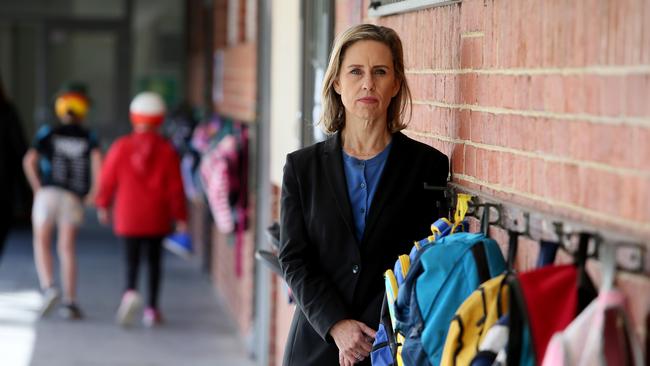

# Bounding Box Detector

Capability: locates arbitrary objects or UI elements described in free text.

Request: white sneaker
[116,290,143,327]
[40,287,60,317]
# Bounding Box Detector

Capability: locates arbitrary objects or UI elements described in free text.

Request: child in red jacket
[96,92,187,327]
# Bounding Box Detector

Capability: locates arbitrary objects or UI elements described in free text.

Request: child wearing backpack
[95,92,187,327]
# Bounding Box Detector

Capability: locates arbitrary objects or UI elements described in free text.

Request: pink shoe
[143,307,163,327]
[116,290,142,327]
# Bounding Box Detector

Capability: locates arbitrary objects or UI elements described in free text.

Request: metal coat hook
[601,240,646,274]
[434,183,649,276]
[423,182,456,220]
[475,202,502,235]
[555,229,601,259]
[422,182,453,197]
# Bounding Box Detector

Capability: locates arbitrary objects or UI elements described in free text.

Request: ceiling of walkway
[0,0,126,19]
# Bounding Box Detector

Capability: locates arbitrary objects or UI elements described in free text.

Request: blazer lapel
[362,132,406,244]
[323,132,357,241]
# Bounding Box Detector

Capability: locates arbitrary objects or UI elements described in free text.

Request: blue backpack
[395,232,507,366]
[371,218,468,366]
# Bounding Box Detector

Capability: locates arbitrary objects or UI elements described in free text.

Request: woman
[279,24,449,366]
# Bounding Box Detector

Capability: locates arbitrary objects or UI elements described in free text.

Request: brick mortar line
[460,31,484,38]
[402,129,650,178]
[412,100,650,127]
[406,65,650,76]
[454,174,650,233]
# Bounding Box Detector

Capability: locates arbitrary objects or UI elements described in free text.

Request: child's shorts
[32,186,84,227]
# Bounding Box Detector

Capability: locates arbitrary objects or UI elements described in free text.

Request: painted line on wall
[460,31,484,38]
[412,100,650,128]
[406,64,650,76]
[402,129,650,178]
[453,173,650,234]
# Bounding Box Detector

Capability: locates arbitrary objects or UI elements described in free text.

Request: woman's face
[334,40,400,125]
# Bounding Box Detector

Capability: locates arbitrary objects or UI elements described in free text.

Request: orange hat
[129,92,166,126]
[55,92,90,121]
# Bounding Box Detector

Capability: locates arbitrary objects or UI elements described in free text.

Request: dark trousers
[123,236,164,309]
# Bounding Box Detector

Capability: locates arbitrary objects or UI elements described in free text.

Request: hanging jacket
[96,131,187,236]
[200,134,239,234]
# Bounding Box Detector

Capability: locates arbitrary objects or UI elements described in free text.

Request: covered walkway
[0,212,255,366]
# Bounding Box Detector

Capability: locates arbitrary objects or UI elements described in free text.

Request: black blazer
[279,131,449,366]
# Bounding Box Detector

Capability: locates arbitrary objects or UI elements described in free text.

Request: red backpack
[507,233,598,365]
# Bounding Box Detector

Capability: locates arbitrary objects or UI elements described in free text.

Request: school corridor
[1,0,649,365]
[0,212,255,366]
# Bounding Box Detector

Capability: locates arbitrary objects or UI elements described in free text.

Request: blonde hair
[320,24,412,134]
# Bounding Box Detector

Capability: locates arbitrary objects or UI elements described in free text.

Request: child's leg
[33,220,55,290]
[57,223,78,303]
[56,189,84,304]
[31,188,57,290]
[117,237,144,326]
[124,237,142,291]
[145,237,164,309]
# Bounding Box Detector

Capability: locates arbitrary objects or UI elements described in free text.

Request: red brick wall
[274,275,295,366]
[213,0,228,49]
[332,0,650,349]
[186,0,208,107]
[216,43,257,122]
[373,1,650,237]
[212,0,257,122]
[187,55,206,107]
[188,200,208,265]
[335,0,364,36]
[184,0,258,352]
[267,183,296,366]
[208,0,257,338]
[211,218,256,336]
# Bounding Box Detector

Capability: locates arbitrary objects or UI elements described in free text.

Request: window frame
[368,0,461,17]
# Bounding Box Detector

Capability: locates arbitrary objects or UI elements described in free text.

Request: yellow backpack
[440,273,509,366]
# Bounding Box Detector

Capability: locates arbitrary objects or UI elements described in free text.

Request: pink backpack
[542,245,644,366]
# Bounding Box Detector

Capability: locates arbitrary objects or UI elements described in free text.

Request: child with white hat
[96,92,187,327]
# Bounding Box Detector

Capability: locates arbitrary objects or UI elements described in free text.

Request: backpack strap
[506,273,532,364]
[480,205,490,236]
[496,274,509,319]
[599,243,616,292]
[380,294,399,362]
[452,194,472,233]
[450,314,465,366]
[575,233,598,314]
[536,240,560,268]
[470,241,491,284]
[385,269,399,329]
[506,230,519,271]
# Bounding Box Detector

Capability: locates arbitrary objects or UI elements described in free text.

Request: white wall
[270,0,301,185]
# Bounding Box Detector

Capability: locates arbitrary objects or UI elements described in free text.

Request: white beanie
[130,92,166,126]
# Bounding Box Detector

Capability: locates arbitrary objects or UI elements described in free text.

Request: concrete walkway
[0,212,256,366]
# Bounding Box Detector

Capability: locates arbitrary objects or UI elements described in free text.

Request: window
[227,0,239,45]
[301,0,333,146]
[368,0,460,17]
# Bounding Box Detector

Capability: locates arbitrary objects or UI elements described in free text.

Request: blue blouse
[342,141,393,241]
